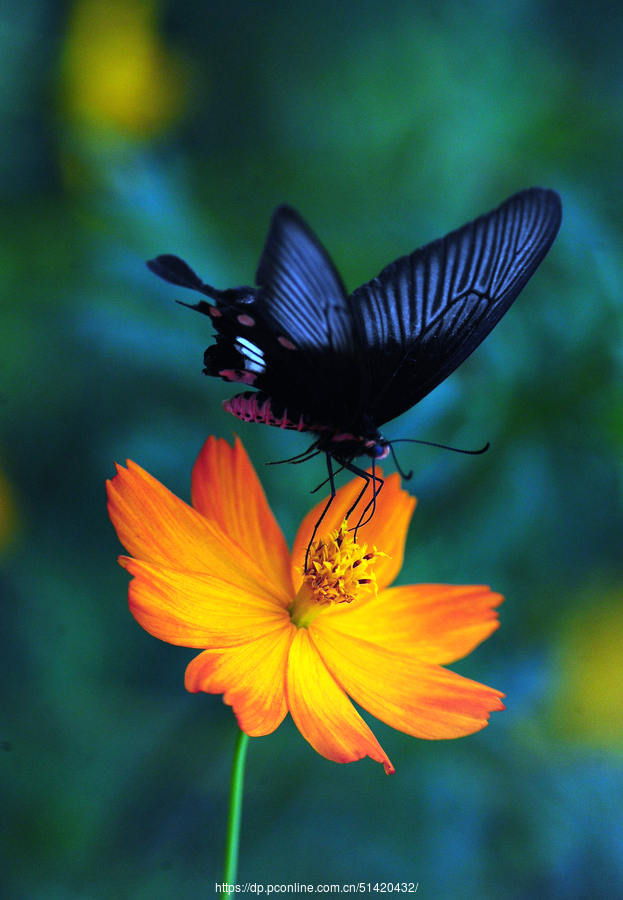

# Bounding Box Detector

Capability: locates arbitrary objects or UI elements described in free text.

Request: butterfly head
[318,431,391,462]
[363,439,391,461]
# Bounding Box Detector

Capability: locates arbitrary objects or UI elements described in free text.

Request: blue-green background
[2,1,623,897]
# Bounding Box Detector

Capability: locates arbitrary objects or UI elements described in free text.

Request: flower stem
[223,728,250,887]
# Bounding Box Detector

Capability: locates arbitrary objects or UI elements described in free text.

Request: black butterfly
[148,188,561,548]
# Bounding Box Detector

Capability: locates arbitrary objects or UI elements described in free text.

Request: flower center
[289,521,386,628]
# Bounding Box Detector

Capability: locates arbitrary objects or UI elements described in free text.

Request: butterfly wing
[349,188,562,427]
[147,254,216,294]
[254,205,351,353]
[250,205,363,421]
[150,207,362,425]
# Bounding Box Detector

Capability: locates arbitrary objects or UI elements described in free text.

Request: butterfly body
[223,389,390,461]
[148,189,562,470]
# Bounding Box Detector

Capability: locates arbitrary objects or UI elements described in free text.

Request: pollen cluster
[304,521,383,606]
[289,522,385,628]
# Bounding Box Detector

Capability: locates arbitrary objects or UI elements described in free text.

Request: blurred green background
[2,0,623,897]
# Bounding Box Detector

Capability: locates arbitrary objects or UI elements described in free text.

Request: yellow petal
[325,584,503,664]
[292,472,415,590]
[312,624,505,740]
[286,629,394,773]
[107,460,290,603]
[185,628,295,736]
[191,436,294,595]
[122,557,290,648]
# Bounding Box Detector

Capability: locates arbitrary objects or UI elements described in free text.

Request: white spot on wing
[235,336,265,374]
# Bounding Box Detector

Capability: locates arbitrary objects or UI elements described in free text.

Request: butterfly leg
[310,463,345,494]
[303,455,385,569]
[304,452,340,570]
[337,457,385,535]
[267,447,322,466]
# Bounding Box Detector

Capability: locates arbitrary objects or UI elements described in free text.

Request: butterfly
[148,188,561,552]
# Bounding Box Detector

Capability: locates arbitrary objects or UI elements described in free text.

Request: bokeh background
[2,0,623,897]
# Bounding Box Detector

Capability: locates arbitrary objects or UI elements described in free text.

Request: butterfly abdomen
[224,391,389,460]
[224,391,312,431]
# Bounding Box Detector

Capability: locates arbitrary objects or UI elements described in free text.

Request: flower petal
[292,472,415,590]
[286,629,394,773]
[107,460,290,603]
[324,584,503,664]
[312,624,505,739]
[185,628,294,736]
[122,557,290,647]
[191,436,294,595]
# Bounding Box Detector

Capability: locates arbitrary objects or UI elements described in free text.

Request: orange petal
[291,472,416,590]
[324,584,503,664]
[312,624,505,740]
[185,627,295,736]
[107,460,290,603]
[191,436,294,595]
[122,557,290,647]
[286,629,394,773]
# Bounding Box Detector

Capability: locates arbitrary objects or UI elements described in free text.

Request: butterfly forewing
[349,188,562,426]
[250,205,363,422]
[255,205,353,353]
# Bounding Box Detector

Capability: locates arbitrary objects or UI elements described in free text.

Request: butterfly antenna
[388,442,413,480]
[389,438,490,456]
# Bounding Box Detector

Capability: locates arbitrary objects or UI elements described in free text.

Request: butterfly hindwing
[349,188,562,426]
[146,254,223,297]
[150,208,362,424]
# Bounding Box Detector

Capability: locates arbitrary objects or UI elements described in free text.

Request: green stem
[223,728,250,887]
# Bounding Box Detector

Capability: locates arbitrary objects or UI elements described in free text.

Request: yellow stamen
[289,521,387,628]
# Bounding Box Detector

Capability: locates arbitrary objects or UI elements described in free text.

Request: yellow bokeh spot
[0,468,19,553]
[60,0,188,137]
[553,592,623,749]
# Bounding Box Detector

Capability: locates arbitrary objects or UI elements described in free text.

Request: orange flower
[107,437,504,773]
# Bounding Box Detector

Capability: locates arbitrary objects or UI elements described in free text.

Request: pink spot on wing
[277,336,296,350]
[208,306,222,317]
[218,369,257,385]
[237,314,255,327]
